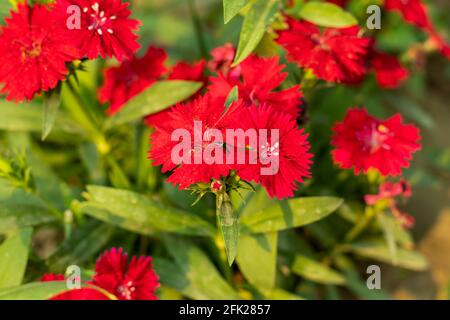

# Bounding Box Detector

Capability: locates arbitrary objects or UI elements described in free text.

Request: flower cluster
[41,248,159,300]
[0,0,140,102]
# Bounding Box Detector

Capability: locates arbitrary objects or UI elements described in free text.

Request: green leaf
[0,182,58,234]
[223,0,249,23]
[225,85,239,109]
[216,191,238,265]
[41,91,61,141]
[236,188,277,290]
[0,282,68,300]
[79,185,215,237]
[299,2,358,28]
[233,0,280,66]
[377,213,398,265]
[105,80,202,128]
[262,288,305,300]
[0,228,32,289]
[292,254,346,285]
[47,222,114,273]
[159,237,240,299]
[347,240,429,271]
[237,232,278,290]
[240,197,343,234]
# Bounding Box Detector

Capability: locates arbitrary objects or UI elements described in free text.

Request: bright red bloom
[150,94,238,189]
[56,0,141,61]
[208,43,241,81]
[226,105,312,199]
[50,288,110,300]
[331,108,421,176]
[91,248,159,300]
[99,46,167,115]
[208,54,303,119]
[0,4,80,102]
[277,18,370,84]
[145,60,207,127]
[41,273,65,282]
[371,51,409,89]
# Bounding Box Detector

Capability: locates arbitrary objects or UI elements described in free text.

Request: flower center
[20,41,42,61]
[260,142,280,160]
[356,123,391,154]
[117,281,135,300]
[311,34,330,51]
[83,2,116,36]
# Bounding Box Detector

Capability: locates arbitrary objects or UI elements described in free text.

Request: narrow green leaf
[0,282,68,300]
[233,0,279,66]
[0,101,83,135]
[299,2,358,28]
[79,185,215,237]
[216,191,239,265]
[240,197,343,234]
[47,222,114,273]
[292,254,346,285]
[225,85,239,109]
[0,182,58,234]
[237,232,278,290]
[347,240,429,271]
[377,213,398,265]
[262,288,305,300]
[161,237,240,299]
[223,0,249,23]
[42,92,61,141]
[0,228,33,289]
[105,80,202,128]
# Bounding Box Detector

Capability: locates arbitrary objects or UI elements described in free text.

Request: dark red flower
[99,46,167,115]
[56,0,141,61]
[0,4,80,102]
[225,104,313,199]
[331,108,421,176]
[208,54,303,119]
[371,51,409,89]
[91,248,159,300]
[50,288,110,300]
[145,60,207,128]
[277,18,370,84]
[325,0,348,7]
[150,94,237,189]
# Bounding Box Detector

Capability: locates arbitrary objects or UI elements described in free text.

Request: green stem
[188,0,208,59]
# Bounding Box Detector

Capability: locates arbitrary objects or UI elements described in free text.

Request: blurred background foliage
[0,0,449,300]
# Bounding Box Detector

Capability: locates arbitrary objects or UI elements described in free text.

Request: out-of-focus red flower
[385,0,432,31]
[364,179,411,205]
[325,0,348,7]
[208,55,303,119]
[225,105,313,199]
[50,288,111,300]
[150,94,238,189]
[277,18,370,84]
[331,108,421,176]
[208,43,241,81]
[145,60,207,128]
[91,248,159,300]
[55,0,141,61]
[40,273,65,282]
[365,179,415,229]
[0,4,80,102]
[385,0,450,61]
[371,51,409,89]
[99,46,167,115]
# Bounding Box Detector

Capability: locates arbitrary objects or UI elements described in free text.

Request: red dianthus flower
[55,0,141,61]
[331,108,421,176]
[0,4,80,101]
[98,46,167,115]
[371,51,409,89]
[91,248,159,300]
[277,18,370,84]
[208,54,303,119]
